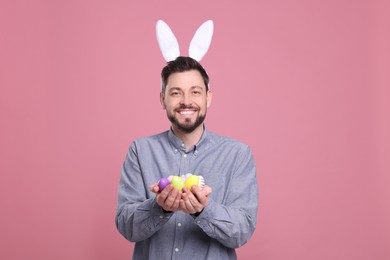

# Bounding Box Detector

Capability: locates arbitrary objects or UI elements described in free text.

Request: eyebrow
[168,87,181,92]
[191,85,204,90]
[168,85,205,92]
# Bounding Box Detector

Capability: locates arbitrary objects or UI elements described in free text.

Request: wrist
[191,208,203,217]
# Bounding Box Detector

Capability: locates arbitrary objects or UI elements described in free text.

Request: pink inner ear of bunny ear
[156,20,180,62]
[189,20,214,61]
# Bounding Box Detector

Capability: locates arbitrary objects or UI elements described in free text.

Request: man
[116,56,258,259]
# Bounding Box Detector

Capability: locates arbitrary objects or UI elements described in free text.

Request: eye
[192,91,201,95]
[170,91,181,96]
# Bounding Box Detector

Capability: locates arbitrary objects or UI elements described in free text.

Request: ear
[156,20,180,62]
[160,92,166,109]
[206,90,213,108]
[189,20,214,61]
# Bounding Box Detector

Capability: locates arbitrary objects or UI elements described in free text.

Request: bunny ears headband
[156,20,214,62]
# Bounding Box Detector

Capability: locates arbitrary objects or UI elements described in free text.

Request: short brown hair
[161,56,209,93]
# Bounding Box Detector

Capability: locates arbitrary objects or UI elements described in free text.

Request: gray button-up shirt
[116,127,258,260]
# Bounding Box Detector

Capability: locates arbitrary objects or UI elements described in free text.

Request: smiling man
[116,56,258,260]
[161,58,212,148]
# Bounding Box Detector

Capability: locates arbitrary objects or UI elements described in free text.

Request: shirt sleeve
[194,144,258,248]
[115,142,173,242]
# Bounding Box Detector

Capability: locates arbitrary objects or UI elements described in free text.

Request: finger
[182,186,191,194]
[183,192,197,211]
[171,189,182,211]
[179,199,190,214]
[192,185,208,207]
[180,191,196,214]
[150,184,159,193]
[156,185,174,209]
[179,199,186,211]
[160,184,174,197]
[192,185,204,200]
[156,185,172,202]
[164,188,179,209]
[185,198,196,213]
[185,188,203,213]
[202,185,212,196]
[181,187,193,203]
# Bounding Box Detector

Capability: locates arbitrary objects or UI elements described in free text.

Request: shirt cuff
[151,198,174,219]
[193,198,216,220]
[190,209,203,218]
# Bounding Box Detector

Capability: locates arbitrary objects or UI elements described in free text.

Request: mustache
[176,104,198,110]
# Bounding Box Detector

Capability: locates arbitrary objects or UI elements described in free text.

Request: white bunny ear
[156,20,180,62]
[189,20,214,61]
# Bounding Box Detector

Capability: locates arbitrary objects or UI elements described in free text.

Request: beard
[167,107,206,134]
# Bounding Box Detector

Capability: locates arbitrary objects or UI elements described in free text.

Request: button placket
[173,216,184,256]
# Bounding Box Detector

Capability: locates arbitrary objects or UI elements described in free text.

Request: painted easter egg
[171,176,185,190]
[184,175,199,191]
[158,178,170,191]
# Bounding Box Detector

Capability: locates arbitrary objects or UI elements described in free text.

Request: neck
[171,124,204,150]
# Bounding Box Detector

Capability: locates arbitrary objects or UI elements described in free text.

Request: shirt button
[159,215,164,219]
[197,220,201,224]
[183,154,187,158]
[174,149,178,153]
[177,223,182,227]
[175,248,179,252]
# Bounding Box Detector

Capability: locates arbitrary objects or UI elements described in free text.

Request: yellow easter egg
[184,175,199,191]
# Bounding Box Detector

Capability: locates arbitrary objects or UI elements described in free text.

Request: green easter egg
[171,176,185,190]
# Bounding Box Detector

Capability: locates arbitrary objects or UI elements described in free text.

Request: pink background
[1,0,389,259]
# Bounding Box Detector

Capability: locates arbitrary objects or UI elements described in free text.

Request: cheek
[165,100,177,110]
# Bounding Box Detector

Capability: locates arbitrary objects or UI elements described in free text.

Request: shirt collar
[168,125,210,154]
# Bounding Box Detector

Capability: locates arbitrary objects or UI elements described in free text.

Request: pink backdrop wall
[1,0,389,259]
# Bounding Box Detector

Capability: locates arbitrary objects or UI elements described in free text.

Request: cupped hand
[153,184,182,212]
[180,185,211,214]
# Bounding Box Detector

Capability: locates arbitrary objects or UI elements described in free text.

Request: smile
[179,110,196,115]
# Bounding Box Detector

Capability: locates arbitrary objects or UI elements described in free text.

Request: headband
[156,20,214,62]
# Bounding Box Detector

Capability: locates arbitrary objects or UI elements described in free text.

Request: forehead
[166,70,206,91]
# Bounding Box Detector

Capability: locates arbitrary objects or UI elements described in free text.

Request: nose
[180,92,192,106]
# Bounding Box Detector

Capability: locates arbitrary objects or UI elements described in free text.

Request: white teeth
[180,110,195,115]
